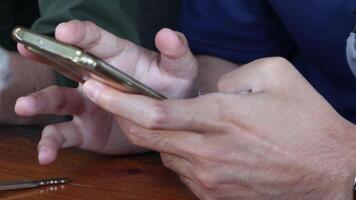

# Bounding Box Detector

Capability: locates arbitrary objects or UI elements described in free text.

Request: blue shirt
[178,0,356,123]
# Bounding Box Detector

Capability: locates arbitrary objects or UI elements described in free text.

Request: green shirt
[33,0,140,43]
[31,0,141,87]
[0,0,39,51]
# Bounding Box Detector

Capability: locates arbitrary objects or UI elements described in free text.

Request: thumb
[155,28,198,80]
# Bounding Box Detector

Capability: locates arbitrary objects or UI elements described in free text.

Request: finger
[217,57,293,93]
[160,153,194,177]
[55,20,139,59]
[15,86,84,117]
[38,122,83,165]
[83,80,230,132]
[117,117,202,157]
[17,43,36,59]
[155,28,197,79]
[17,43,47,63]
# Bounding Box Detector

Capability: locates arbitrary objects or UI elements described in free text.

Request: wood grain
[0,126,197,200]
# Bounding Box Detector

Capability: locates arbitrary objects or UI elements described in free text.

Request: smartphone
[12,26,166,100]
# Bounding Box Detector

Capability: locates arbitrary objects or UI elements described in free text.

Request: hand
[15,20,198,165]
[82,57,356,200]
[18,20,198,99]
[15,85,146,165]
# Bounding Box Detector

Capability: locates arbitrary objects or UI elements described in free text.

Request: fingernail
[83,80,103,102]
[15,96,39,116]
[38,146,55,165]
[38,146,48,158]
[175,31,186,44]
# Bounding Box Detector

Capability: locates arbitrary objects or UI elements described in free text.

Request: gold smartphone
[12,26,166,100]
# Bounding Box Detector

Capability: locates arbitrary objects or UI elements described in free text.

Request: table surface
[0,126,197,200]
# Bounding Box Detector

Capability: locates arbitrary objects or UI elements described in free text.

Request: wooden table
[0,126,197,200]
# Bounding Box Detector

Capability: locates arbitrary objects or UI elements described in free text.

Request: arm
[14,21,199,164]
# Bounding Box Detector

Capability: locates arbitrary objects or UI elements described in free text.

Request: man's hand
[15,20,198,165]
[18,20,197,99]
[82,57,356,200]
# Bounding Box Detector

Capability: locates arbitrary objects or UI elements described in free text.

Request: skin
[15,21,356,199]
[15,20,198,165]
[82,57,356,200]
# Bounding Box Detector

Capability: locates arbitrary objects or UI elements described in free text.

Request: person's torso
[178,0,356,122]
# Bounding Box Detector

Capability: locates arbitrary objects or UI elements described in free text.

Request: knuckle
[120,38,132,49]
[264,56,289,67]
[82,21,102,47]
[41,125,62,145]
[217,70,239,93]
[258,57,290,74]
[217,78,229,92]
[161,154,175,169]
[187,145,215,165]
[54,100,67,114]
[147,133,168,149]
[143,102,168,129]
[255,57,293,86]
[49,87,67,113]
[126,125,140,136]
[268,56,289,65]
[126,126,145,146]
[193,150,214,165]
[39,125,65,150]
[83,21,100,33]
[48,85,61,91]
[195,170,218,191]
[42,125,58,136]
[48,85,63,95]
[83,20,97,27]
[114,37,133,56]
[126,126,164,148]
[38,138,53,149]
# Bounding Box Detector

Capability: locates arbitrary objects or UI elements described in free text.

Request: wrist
[326,121,356,200]
[344,122,356,200]
[300,120,356,200]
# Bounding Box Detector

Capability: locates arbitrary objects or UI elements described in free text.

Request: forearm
[0,52,57,124]
[196,55,356,200]
[196,55,240,93]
